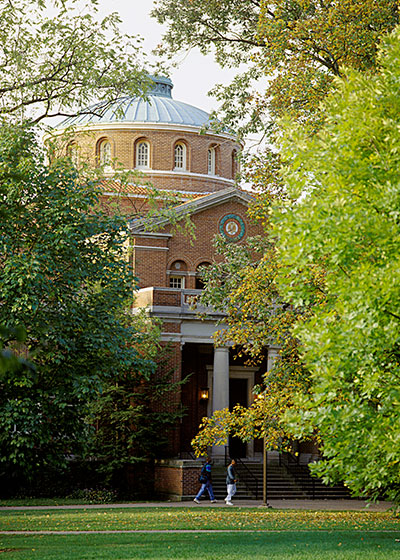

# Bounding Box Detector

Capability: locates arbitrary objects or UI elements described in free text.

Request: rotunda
[57,76,241,196]
[54,77,271,496]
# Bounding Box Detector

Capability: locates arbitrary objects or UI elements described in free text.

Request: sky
[96,0,239,114]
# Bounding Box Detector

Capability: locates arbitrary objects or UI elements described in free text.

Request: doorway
[229,378,248,458]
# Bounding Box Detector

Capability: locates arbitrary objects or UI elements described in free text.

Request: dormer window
[208,147,216,175]
[98,139,111,167]
[174,142,186,170]
[136,141,150,168]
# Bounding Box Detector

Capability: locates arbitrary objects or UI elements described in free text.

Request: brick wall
[154,460,202,500]
[59,127,240,193]
[134,199,260,289]
[159,341,182,457]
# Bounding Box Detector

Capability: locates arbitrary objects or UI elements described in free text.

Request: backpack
[198,464,208,483]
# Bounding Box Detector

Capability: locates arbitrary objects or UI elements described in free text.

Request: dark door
[229,378,248,458]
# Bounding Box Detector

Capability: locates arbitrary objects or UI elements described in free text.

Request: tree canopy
[272,26,400,502]
[152,0,398,136]
[165,3,400,501]
[0,124,140,477]
[0,0,148,124]
[191,235,314,455]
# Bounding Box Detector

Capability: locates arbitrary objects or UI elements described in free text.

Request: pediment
[130,187,253,233]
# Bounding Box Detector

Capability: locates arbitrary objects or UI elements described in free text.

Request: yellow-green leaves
[275,26,400,504]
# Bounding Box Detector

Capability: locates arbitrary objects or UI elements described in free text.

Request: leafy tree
[152,0,398,136]
[155,1,400,472]
[0,0,148,124]
[191,234,315,456]
[273,27,400,502]
[0,326,31,380]
[0,123,140,480]
[91,311,186,486]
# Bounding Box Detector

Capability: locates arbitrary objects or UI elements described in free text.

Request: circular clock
[219,214,245,242]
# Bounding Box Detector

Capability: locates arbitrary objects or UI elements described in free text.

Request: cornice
[48,122,241,144]
[110,169,235,185]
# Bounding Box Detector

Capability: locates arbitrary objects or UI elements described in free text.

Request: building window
[195,262,211,290]
[232,149,239,179]
[136,141,150,168]
[67,142,79,166]
[174,142,186,170]
[170,276,184,289]
[208,147,216,175]
[99,139,111,166]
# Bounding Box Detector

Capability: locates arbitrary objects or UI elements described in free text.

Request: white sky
[97,0,239,114]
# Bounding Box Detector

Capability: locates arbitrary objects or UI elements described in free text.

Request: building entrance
[229,377,248,458]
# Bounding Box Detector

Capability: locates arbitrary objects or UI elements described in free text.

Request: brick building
[54,76,284,499]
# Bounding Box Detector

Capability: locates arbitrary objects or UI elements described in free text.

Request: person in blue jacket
[193,457,217,504]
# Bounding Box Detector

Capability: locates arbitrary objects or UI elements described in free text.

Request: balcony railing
[134,287,223,318]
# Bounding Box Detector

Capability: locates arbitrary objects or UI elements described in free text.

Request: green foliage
[67,487,118,504]
[152,0,398,137]
[0,123,139,477]
[0,0,148,123]
[91,312,187,478]
[274,26,400,503]
[191,234,312,455]
[0,325,32,379]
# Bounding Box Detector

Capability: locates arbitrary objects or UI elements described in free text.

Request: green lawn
[0,507,398,532]
[0,498,95,507]
[1,532,399,559]
[0,507,399,559]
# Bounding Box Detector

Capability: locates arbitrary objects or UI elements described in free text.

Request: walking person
[225,458,237,505]
[194,457,217,504]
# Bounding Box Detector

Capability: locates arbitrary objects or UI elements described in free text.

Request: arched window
[170,276,184,289]
[232,149,239,179]
[208,147,216,175]
[136,141,150,168]
[98,139,111,166]
[169,260,187,289]
[174,142,186,170]
[195,262,211,290]
[67,142,79,166]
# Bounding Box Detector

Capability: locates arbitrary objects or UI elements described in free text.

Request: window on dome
[208,147,216,175]
[174,142,186,170]
[232,149,239,179]
[136,141,150,168]
[99,140,111,166]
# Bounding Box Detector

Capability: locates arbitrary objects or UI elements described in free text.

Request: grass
[0,498,97,507]
[0,532,400,559]
[0,507,399,532]
[0,507,399,559]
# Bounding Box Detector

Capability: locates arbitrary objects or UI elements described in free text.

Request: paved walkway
[0,500,394,511]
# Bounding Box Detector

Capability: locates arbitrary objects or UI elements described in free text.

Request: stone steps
[207,463,352,501]
[210,465,305,500]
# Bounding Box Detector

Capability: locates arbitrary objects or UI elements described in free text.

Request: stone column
[267,347,279,372]
[212,346,230,460]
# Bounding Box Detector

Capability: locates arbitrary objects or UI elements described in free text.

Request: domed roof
[58,76,212,129]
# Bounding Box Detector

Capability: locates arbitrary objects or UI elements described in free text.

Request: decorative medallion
[219,214,245,242]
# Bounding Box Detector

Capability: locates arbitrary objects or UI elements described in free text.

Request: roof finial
[149,75,173,98]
